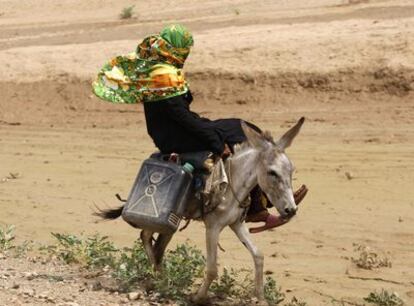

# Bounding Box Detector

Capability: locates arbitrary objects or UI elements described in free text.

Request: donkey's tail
[93,205,124,220]
[93,193,126,220]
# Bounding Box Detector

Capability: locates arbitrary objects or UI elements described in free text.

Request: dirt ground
[1,0,414,305]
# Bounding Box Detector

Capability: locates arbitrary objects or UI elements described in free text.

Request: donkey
[97,117,305,304]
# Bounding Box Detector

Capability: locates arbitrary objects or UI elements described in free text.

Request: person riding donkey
[93,24,308,233]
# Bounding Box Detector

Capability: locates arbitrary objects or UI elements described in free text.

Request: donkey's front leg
[230,221,265,301]
[193,226,221,303]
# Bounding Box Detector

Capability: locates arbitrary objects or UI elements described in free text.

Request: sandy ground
[1,0,414,305]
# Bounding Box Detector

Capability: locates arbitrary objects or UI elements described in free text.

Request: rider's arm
[164,95,225,155]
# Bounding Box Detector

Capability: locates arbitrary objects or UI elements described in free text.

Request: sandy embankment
[1,0,414,304]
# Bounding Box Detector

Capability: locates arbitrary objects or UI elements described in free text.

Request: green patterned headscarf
[92,24,193,104]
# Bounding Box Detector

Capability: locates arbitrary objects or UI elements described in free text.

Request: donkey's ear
[276,117,305,150]
[241,121,268,149]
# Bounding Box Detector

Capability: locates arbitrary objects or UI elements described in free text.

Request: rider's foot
[247,184,308,233]
[294,184,308,206]
[249,213,288,234]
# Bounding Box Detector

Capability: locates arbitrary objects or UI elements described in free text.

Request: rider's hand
[221,143,231,158]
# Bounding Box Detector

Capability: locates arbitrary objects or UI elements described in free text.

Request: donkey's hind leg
[230,221,265,302]
[140,230,157,267]
[153,233,173,271]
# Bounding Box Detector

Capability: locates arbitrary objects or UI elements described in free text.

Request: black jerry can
[122,158,193,234]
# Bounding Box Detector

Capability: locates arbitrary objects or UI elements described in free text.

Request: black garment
[144,91,255,155]
[143,91,267,215]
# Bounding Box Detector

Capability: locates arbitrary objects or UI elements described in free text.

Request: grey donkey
[96,117,305,304]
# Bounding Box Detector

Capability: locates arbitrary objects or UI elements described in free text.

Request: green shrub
[50,233,117,268]
[113,241,205,302]
[84,235,118,268]
[47,233,290,305]
[364,289,404,306]
[264,276,285,305]
[211,268,253,300]
[154,243,205,301]
[120,5,135,19]
[112,241,153,291]
[14,240,33,257]
[211,268,284,305]
[51,232,83,264]
[0,224,15,251]
[211,268,241,298]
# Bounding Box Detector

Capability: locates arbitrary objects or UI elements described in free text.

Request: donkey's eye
[268,170,279,178]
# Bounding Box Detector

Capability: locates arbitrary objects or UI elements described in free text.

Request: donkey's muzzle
[284,207,297,219]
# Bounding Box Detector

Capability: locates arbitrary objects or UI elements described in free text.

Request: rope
[226,159,249,208]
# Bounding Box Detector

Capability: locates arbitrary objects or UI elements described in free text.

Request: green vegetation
[3,227,314,305]
[112,241,153,290]
[152,243,205,301]
[264,276,285,305]
[210,268,285,305]
[113,241,205,303]
[0,224,15,251]
[5,227,407,306]
[364,289,405,306]
[50,233,118,268]
[211,268,254,300]
[120,5,135,19]
[49,233,204,303]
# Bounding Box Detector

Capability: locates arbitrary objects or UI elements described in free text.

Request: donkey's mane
[233,141,250,154]
[233,130,275,155]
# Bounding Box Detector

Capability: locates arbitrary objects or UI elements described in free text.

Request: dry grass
[351,244,392,270]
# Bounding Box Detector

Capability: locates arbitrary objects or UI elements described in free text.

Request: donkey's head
[242,117,304,219]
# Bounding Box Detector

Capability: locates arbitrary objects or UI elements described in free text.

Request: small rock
[21,288,35,297]
[103,265,110,272]
[345,171,353,180]
[120,297,129,304]
[8,172,21,179]
[128,291,141,300]
[47,297,56,303]
[24,271,38,280]
[8,296,22,305]
[37,292,49,299]
[12,282,20,289]
[63,303,80,306]
[91,280,103,291]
